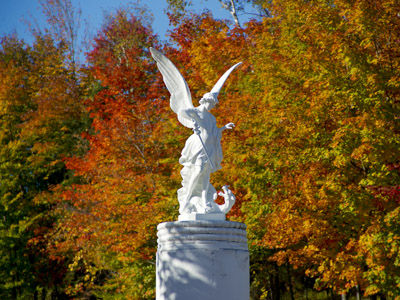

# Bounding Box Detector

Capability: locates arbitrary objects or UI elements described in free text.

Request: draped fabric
[177,112,223,213]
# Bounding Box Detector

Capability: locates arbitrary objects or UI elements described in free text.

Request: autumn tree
[47,8,181,299]
[36,0,83,69]
[0,36,38,300]
[0,30,87,299]
[167,0,400,298]
[233,0,400,298]
[1,3,88,298]
[166,0,269,27]
[3,0,399,298]
[166,11,297,299]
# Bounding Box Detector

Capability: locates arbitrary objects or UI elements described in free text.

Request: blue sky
[0,0,235,45]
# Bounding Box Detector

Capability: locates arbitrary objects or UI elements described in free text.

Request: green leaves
[0,26,88,298]
[239,0,400,296]
[2,0,400,298]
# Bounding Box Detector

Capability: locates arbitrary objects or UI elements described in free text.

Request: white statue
[150,48,241,218]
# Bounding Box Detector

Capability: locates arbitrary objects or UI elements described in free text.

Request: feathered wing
[150,47,194,128]
[210,62,242,95]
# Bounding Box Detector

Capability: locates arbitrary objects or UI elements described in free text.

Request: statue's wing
[210,62,242,95]
[150,47,194,128]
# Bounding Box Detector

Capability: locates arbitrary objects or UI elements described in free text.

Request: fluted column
[156,221,249,300]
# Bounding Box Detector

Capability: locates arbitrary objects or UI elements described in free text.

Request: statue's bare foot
[204,206,213,213]
[188,205,196,213]
[180,199,195,214]
[204,202,217,213]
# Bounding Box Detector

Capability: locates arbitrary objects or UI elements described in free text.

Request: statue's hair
[200,92,218,105]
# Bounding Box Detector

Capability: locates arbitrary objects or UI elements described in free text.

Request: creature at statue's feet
[179,201,196,215]
[203,204,215,213]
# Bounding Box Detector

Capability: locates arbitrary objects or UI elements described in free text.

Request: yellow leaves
[1,0,395,297]
[333,153,351,168]
[388,75,400,88]
[31,141,57,155]
[303,244,321,257]
[360,37,374,50]
[350,67,361,81]
[351,142,372,160]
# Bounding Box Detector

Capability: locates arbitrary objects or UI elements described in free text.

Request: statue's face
[204,101,216,111]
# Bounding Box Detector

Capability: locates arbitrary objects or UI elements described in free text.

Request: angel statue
[150,48,241,220]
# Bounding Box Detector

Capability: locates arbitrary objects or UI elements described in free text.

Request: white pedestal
[156,221,249,300]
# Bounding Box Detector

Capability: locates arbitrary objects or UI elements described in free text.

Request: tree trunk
[286,260,295,300]
[274,264,281,300]
[303,278,309,300]
[268,273,274,300]
[218,0,241,27]
[330,289,335,300]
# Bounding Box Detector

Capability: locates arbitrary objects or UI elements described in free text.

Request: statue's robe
[177,111,223,213]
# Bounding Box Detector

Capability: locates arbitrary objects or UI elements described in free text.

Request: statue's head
[199,92,219,105]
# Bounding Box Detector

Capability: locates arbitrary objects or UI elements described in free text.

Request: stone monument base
[156,221,249,300]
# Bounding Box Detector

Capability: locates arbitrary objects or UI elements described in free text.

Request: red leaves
[6,1,397,298]
[47,10,178,298]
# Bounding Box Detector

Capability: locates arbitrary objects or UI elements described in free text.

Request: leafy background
[1,0,400,299]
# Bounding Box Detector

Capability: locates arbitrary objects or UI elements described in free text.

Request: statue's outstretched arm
[220,122,235,133]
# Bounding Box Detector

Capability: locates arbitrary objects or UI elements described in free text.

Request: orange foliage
[48,10,178,298]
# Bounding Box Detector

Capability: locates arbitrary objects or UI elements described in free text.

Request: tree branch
[218,0,241,27]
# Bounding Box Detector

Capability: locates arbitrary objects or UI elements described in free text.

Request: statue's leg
[201,170,213,211]
[179,165,202,214]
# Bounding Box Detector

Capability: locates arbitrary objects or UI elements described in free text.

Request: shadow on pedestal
[156,221,249,300]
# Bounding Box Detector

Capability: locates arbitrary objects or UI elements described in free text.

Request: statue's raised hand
[224,122,235,130]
